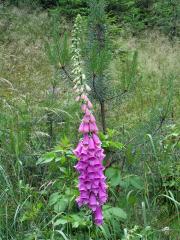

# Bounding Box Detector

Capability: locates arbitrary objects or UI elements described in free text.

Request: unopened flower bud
[85,84,91,92]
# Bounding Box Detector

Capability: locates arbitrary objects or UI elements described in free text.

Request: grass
[109,31,180,130]
[0,5,180,240]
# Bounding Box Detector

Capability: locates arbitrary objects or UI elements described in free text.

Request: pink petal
[85,108,91,116]
[83,134,89,145]
[89,193,97,206]
[81,94,88,101]
[83,123,90,133]
[89,122,99,132]
[83,115,90,123]
[94,207,103,225]
[81,104,87,112]
[78,122,84,132]
[92,133,101,145]
[90,114,96,123]
[87,100,93,109]
[88,137,95,150]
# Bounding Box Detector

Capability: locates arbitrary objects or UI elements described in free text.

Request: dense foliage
[0,0,180,239]
[4,0,180,36]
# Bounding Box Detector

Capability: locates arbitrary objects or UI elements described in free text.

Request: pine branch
[105,137,136,170]
[61,66,73,82]
[105,89,128,101]
[92,73,102,103]
[105,104,170,170]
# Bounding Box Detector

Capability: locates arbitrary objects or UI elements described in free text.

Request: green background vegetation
[0,0,179,239]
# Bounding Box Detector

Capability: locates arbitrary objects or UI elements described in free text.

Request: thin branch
[61,66,73,82]
[92,73,103,104]
[105,110,169,170]
[105,137,136,170]
[105,89,128,101]
[92,74,107,133]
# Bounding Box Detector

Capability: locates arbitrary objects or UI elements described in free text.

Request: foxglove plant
[74,94,107,225]
[72,15,107,225]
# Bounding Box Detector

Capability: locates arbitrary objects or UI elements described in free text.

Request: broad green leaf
[106,167,122,187]
[106,167,116,178]
[61,155,66,164]
[36,157,44,165]
[104,206,127,220]
[49,192,61,206]
[110,207,127,219]
[37,152,56,165]
[54,218,68,226]
[128,175,144,190]
[70,214,82,222]
[108,141,124,149]
[58,167,67,173]
[72,222,79,228]
[54,198,68,213]
[54,145,64,153]
[55,157,62,162]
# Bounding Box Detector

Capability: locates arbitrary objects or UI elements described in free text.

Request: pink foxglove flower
[74,95,107,225]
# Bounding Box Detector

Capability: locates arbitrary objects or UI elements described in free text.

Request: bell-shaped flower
[94,207,103,225]
[87,100,93,109]
[89,122,98,133]
[90,114,96,123]
[88,138,95,150]
[74,94,107,225]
